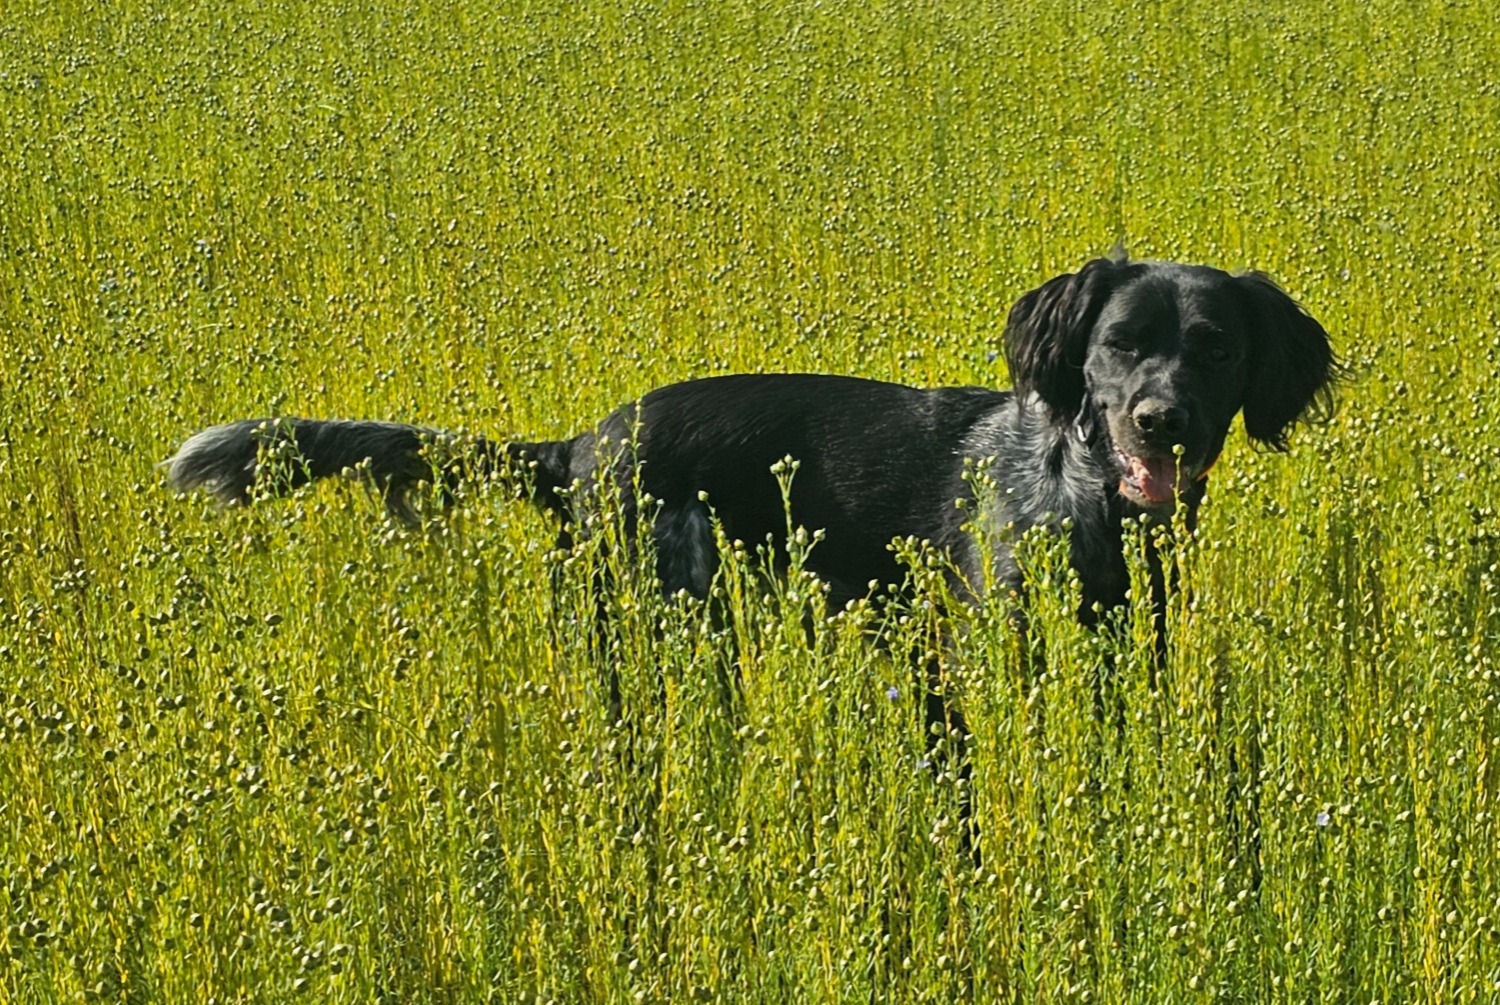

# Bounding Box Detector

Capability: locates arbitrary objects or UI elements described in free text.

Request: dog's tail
[164,418,574,523]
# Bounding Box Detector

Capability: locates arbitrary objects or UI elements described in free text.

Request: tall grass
[3,0,1499,1000]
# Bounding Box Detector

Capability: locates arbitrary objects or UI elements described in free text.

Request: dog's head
[1003,255,1337,510]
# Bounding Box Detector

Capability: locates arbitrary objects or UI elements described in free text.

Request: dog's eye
[1106,336,1139,356]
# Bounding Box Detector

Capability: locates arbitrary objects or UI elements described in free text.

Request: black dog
[168,255,1335,623]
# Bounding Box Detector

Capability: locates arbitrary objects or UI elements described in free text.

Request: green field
[3,0,1499,1000]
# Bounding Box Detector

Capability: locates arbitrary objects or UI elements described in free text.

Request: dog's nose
[1132,399,1188,438]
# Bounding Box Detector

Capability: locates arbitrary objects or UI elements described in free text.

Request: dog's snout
[1132,399,1188,438]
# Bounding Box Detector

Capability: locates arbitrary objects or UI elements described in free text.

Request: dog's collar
[1073,401,1098,445]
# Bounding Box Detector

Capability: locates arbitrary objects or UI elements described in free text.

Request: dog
[167,255,1336,626]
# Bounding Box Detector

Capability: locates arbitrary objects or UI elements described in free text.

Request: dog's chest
[960,404,1126,604]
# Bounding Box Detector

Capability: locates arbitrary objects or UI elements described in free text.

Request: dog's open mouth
[1116,451,1201,506]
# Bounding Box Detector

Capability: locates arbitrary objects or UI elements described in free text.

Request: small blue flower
[886,685,900,701]
[1315,810,1331,828]
[986,349,999,363]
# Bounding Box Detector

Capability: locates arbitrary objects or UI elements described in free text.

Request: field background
[3,0,1499,1001]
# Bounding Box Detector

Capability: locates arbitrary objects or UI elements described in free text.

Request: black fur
[167,257,1336,618]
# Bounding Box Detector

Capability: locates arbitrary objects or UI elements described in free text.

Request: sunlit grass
[3,0,1500,1001]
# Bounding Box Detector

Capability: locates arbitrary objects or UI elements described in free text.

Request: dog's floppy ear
[1004,256,1134,421]
[1234,272,1338,451]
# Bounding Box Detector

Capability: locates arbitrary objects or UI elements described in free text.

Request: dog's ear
[1235,272,1338,451]
[1004,256,1134,421]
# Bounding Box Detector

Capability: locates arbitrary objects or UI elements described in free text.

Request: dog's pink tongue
[1127,456,1179,504]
